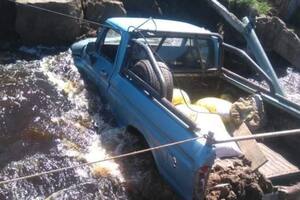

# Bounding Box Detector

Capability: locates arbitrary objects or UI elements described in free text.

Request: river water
[0,47,177,200]
[0,46,299,199]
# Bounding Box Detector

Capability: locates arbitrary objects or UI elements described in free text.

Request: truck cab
[71,17,300,200]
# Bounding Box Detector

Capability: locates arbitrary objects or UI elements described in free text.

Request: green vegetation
[229,0,272,15]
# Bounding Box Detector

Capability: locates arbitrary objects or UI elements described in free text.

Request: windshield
[135,34,217,71]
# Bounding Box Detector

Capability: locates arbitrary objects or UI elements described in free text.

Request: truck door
[92,28,122,94]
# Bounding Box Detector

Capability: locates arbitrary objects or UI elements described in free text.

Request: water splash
[278,67,300,104]
[0,47,177,199]
[248,67,300,105]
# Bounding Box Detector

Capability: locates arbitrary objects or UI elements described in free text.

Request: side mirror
[86,42,96,55]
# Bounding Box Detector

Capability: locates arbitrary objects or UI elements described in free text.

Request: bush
[229,0,271,15]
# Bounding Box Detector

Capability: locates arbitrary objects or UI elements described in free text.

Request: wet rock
[256,16,300,69]
[15,0,83,45]
[84,0,126,28]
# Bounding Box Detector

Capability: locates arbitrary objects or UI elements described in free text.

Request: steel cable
[0,135,206,185]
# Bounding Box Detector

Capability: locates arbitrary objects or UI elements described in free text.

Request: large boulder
[121,0,162,17]
[269,0,300,20]
[0,0,17,41]
[84,0,126,28]
[256,16,300,69]
[15,0,83,45]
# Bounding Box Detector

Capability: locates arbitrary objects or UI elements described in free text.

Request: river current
[0,47,177,200]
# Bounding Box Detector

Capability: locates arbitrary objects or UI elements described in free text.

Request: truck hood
[71,37,97,56]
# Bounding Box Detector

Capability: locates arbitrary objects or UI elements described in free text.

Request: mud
[206,158,273,200]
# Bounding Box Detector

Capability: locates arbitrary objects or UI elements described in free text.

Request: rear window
[99,29,121,62]
[136,35,216,70]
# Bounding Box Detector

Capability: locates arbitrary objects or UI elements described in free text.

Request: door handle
[100,69,108,77]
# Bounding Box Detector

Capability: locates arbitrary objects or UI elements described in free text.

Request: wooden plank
[232,123,267,171]
[258,143,299,179]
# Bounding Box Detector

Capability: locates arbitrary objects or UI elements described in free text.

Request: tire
[131,59,173,101]
[131,59,160,93]
[157,61,173,101]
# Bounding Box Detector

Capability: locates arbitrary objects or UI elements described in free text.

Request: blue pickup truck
[71,17,300,199]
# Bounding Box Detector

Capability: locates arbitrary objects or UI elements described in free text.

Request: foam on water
[0,47,177,199]
[278,67,300,104]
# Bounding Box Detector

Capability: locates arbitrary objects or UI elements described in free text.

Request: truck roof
[106,17,211,34]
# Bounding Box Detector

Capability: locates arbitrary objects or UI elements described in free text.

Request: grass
[229,0,272,15]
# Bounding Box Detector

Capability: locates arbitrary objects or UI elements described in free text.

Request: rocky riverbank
[1,0,300,68]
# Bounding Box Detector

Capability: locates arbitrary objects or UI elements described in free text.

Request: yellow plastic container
[172,88,191,105]
[195,97,232,122]
[175,104,209,122]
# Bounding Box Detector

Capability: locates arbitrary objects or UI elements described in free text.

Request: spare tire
[157,61,173,101]
[131,59,173,101]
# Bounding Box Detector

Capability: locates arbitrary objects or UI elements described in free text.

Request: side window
[99,29,121,63]
[196,39,215,68]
